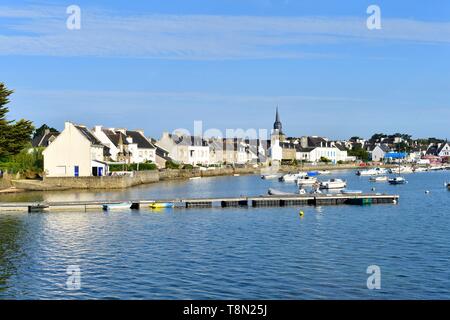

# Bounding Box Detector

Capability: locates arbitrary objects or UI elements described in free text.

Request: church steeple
[273,106,282,133]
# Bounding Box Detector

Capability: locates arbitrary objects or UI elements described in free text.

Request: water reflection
[0,215,24,292]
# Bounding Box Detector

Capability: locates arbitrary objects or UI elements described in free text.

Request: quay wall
[40,167,258,190]
[43,170,159,189]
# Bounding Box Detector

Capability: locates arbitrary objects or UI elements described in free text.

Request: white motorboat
[261,174,281,180]
[413,167,428,173]
[279,172,307,182]
[319,179,347,189]
[296,176,318,186]
[356,167,387,176]
[369,176,388,182]
[318,170,331,175]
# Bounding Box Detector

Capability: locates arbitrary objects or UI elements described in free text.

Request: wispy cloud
[1,5,450,59]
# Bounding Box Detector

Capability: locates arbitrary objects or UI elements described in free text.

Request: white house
[426,142,450,158]
[93,126,156,164]
[158,132,210,166]
[370,144,391,162]
[43,122,108,177]
[294,137,348,164]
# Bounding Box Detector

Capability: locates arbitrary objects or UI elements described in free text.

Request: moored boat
[369,176,388,182]
[356,167,387,176]
[319,179,347,189]
[267,188,296,196]
[279,172,307,182]
[296,176,318,186]
[261,174,281,180]
[318,170,331,175]
[102,202,132,211]
[388,177,408,185]
[150,202,174,209]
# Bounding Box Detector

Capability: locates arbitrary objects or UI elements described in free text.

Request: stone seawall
[40,167,259,190]
[43,170,159,189]
[159,167,258,181]
[0,178,12,190]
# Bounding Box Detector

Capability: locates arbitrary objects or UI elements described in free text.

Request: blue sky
[1,0,450,140]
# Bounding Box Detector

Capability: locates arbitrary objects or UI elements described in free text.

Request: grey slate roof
[126,130,155,149]
[75,125,103,146]
[32,130,60,147]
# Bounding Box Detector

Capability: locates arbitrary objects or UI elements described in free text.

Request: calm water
[1,170,450,299]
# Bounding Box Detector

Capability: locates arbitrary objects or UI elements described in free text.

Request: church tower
[271,106,285,144]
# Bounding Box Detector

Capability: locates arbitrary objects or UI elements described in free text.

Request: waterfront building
[426,141,450,159]
[294,136,348,164]
[369,144,391,162]
[43,122,109,177]
[158,132,210,166]
[93,126,156,164]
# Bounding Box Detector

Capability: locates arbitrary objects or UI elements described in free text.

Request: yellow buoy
[299,210,304,217]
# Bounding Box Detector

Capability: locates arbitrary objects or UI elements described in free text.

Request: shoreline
[0,163,409,193]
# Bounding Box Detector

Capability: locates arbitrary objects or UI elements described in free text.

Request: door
[98,167,103,177]
[74,166,79,177]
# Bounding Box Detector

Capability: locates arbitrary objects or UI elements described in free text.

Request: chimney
[94,125,102,133]
[64,121,72,130]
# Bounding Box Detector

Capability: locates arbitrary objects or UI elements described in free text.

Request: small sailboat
[150,202,174,209]
[102,202,132,211]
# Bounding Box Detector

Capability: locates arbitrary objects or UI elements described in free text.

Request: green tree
[33,124,58,139]
[348,147,370,162]
[319,157,331,163]
[0,83,34,158]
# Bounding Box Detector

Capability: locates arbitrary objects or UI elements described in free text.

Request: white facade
[269,139,283,162]
[93,126,120,161]
[188,146,210,165]
[296,147,348,164]
[371,145,388,162]
[43,122,106,177]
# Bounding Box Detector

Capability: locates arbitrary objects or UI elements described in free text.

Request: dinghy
[102,202,132,211]
[267,188,296,196]
[150,202,174,209]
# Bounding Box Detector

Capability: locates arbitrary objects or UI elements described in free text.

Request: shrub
[182,164,194,170]
[165,160,180,169]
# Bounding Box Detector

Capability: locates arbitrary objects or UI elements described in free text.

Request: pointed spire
[273,106,282,132]
[275,105,280,122]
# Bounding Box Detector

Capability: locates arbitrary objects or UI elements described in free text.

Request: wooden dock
[0,193,399,213]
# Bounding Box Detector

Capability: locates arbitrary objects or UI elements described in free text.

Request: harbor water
[1,170,450,299]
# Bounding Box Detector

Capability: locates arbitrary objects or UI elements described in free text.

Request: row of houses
[363,142,450,163]
[37,109,355,177]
